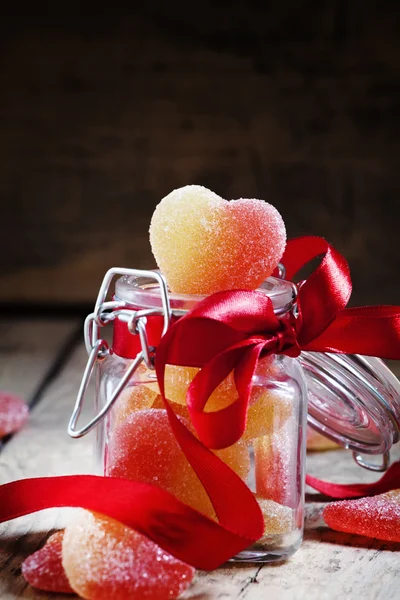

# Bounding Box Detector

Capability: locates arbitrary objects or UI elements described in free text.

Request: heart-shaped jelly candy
[62,511,195,600]
[149,185,286,294]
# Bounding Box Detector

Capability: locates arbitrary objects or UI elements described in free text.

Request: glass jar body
[96,350,307,563]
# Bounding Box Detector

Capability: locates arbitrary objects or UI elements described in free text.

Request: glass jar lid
[115,272,400,463]
[301,352,400,461]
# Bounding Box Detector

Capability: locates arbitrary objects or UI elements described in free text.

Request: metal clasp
[68,268,171,438]
[352,450,390,472]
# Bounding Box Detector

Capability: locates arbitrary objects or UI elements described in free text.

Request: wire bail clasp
[68,268,171,438]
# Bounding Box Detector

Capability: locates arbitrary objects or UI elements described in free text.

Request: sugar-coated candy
[108,409,249,519]
[151,393,191,420]
[158,364,278,418]
[62,511,195,600]
[214,439,250,482]
[0,391,28,438]
[162,364,239,411]
[107,409,215,517]
[306,426,341,451]
[21,530,74,594]
[113,384,159,426]
[149,185,286,294]
[255,496,293,536]
[242,389,292,442]
[254,416,298,507]
[323,490,400,542]
[150,396,250,478]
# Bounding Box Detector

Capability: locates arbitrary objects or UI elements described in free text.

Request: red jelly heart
[0,391,28,438]
[21,530,74,594]
[323,489,400,542]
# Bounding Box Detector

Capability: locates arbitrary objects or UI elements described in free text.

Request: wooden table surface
[1,317,399,599]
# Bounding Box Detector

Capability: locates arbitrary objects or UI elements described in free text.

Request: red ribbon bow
[1,236,400,570]
[155,236,400,452]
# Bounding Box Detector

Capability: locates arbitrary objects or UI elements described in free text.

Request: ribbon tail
[0,475,261,570]
[304,306,400,360]
[306,460,400,499]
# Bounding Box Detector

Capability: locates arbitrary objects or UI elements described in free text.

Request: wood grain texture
[0,319,79,403]
[1,5,400,306]
[0,342,94,599]
[1,324,400,598]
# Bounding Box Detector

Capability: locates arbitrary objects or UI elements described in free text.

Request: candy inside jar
[96,272,308,562]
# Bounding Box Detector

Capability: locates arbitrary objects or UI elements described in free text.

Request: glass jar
[70,268,400,563]
[94,272,307,562]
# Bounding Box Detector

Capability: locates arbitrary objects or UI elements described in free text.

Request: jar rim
[115,270,296,316]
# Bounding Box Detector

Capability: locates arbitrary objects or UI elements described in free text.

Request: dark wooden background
[1,2,399,308]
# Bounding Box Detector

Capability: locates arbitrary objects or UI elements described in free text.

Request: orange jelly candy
[149,185,286,294]
[151,393,190,420]
[62,511,195,600]
[255,496,293,536]
[162,364,239,411]
[107,409,249,519]
[323,490,400,542]
[113,384,159,427]
[145,363,291,442]
[243,389,292,442]
[21,530,74,594]
[306,425,341,451]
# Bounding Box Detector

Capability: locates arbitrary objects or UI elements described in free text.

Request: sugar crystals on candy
[255,496,293,536]
[107,408,216,518]
[21,530,74,594]
[323,489,400,542]
[113,384,159,427]
[108,408,249,519]
[243,389,292,442]
[62,511,195,600]
[163,364,240,412]
[149,185,286,294]
[254,415,298,507]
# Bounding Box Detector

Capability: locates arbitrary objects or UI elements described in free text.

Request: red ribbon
[306,461,400,499]
[1,236,400,569]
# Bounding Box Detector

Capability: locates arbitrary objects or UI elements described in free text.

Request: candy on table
[254,414,298,507]
[113,384,159,427]
[323,489,400,543]
[0,391,29,438]
[62,510,195,600]
[306,425,342,451]
[107,409,249,519]
[255,495,293,536]
[149,185,286,294]
[21,530,74,594]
